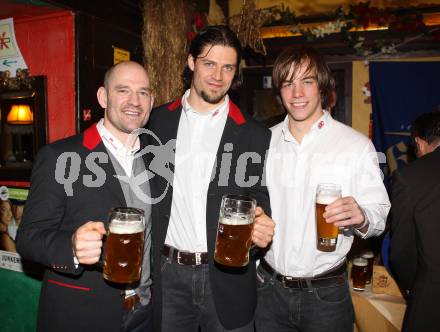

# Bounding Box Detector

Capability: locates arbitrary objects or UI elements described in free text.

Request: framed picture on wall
[0,183,28,272]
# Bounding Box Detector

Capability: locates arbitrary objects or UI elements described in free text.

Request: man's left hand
[252,207,275,248]
[323,196,367,230]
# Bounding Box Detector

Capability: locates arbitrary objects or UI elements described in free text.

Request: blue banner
[370,61,440,268]
[370,61,440,184]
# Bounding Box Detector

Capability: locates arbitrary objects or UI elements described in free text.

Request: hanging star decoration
[229,0,272,55]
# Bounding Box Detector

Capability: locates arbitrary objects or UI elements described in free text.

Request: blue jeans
[161,255,254,332]
[255,264,354,332]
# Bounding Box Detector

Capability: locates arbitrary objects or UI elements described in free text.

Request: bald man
[17,61,155,332]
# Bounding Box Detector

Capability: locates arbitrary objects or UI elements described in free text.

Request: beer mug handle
[95,247,106,269]
[95,221,109,269]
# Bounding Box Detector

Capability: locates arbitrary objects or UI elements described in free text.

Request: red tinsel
[187,12,207,43]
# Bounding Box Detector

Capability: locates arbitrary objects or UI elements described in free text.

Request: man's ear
[188,55,195,71]
[97,87,108,109]
[150,95,155,110]
[415,137,429,157]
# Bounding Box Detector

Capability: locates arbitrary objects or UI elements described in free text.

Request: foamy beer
[103,207,145,284]
[316,183,342,252]
[214,195,256,267]
[361,250,375,284]
[352,257,368,291]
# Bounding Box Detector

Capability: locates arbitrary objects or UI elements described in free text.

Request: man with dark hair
[389,110,440,332]
[410,110,440,158]
[255,47,390,331]
[148,25,275,332]
[17,61,155,332]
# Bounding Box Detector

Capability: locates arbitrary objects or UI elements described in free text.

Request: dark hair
[182,25,242,90]
[272,47,335,110]
[410,111,440,146]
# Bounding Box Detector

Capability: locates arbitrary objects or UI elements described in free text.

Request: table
[352,285,406,332]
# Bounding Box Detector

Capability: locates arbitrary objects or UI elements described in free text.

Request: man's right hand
[72,221,107,265]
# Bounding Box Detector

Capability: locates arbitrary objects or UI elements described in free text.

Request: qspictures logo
[53,128,387,204]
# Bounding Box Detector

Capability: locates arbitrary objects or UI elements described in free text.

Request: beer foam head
[353,257,368,267]
[109,220,144,234]
[361,250,374,259]
[220,215,252,226]
[316,195,339,205]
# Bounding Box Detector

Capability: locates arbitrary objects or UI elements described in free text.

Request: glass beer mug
[361,250,375,284]
[214,195,256,267]
[316,183,342,252]
[352,257,368,291]
[103,207,145,283]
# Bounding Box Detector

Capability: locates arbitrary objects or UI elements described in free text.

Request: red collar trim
[167,97,246,125]
[82,123,102,151]
[228,100,246,125]
[167,98,182,111]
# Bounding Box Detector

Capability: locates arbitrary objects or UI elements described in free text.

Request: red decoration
[82,108,92,121]
[187,31,197,43]
[193,12,205,31]
[362,82,371,104]
[0,32,11,50]
[187,11,207,43]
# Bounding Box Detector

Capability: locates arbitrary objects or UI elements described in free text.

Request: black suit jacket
[16,124,135,332]
[147,98,271,330]
[389,147,440,332]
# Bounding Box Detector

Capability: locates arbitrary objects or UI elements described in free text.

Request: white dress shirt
[165,90,229,252]
[96,119,140,176]
[265,111,390,277]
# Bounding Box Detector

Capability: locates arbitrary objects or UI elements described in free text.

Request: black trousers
[122,301,153,332]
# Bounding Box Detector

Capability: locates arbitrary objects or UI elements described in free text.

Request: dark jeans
[121,300,153,332]
[161,255,254,332]
[255,264,354,332]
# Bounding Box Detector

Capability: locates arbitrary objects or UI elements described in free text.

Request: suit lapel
[212,99,246,190]
[219,116,242,151]
[164,100,183,159]
[204,101,248,255]
[82,123,126,206]
[95,142,126,206]
[161,102,181,197]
